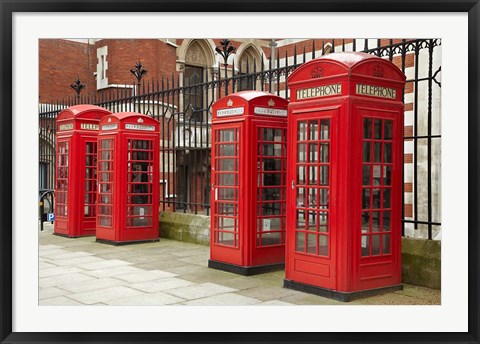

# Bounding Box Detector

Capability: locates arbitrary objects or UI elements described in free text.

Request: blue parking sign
[47,213,55,221]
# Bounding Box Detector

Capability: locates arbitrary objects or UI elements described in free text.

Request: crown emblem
[373,64,384,77]
[268,99,275,107]
[227,99,233,107]
[107,118,112,122]
[137,118,144,123]
[311,66,324,78]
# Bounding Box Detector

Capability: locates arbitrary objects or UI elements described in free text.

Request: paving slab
[259,300,295,306]
[39,286,73,300]
[39,266,85,278]
[104,291,185,305]
[39,261,59,270]
[175,253,210,266]
[45,255,105,267]
[39,248,70,258]
[79,259,132,271]
[129,278,195,293]
[42,251,94,260]
[66,286,146,305]
[132,259,191,271]
[39,272,97,288]
[114,270,178,283]
[183,292,261,306]
[40,296,84,306]
[38,244,63,251]
[81,265,143,278]
[163,282,237,300]
[56,277,127,294]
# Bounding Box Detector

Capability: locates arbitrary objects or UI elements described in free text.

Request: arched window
[184,40,209,122]
[238,46,262,91]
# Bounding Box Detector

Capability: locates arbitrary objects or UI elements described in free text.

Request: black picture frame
[1,1,479,343]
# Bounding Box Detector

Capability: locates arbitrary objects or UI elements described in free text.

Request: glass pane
[319,189,328,209]
[219,144,235,156]
[218,203,237,216]
[309,143,318,162]
[383,211,391,231]
[383,234,391,254]
[218,217,236,232]
[296,188,305,207]
[218,231,235,245]
[374,142,382,162]
[384,166,392,185]
[320,143,329,162]
[319,235,328,256]
[363,142,371,162]
[374,119,382,139]
[307,234,317,254]
[319,212,328,232]
[309,121,319,140]
[308,166,318,185]
[262,173,282,186]
[263,159,282,171]
[319,166,329,185]
[362,188,371,209]
[217,188,236,200]
[296,210,306,229]
[307,188,317,208]
[363,118,372,139]
[219,129,235,142]
[218,158,236,171]
[260,202,280,216]
[101,139,112,149]
[260,217,281,232]
[384,121,393,140]
[262,188,281,201]
[320,119,330,140]
[361,235,370,256]
[372,189,381,208]
[261,232,282,246]
[384,143,392,163]
[295,231,305,252]
[99,217,111,227]
[297,166,306,185]
[373,165,381,185]
[361,212,370,232]
[307,211,317,230]
[218,173,237,186]
[298,121,307,141]
[383,189,391,208]
[372,211,380,232]
[372,235,381,255]
[297,143,306,162]
[262,128,274,141]
[362,165,371,185]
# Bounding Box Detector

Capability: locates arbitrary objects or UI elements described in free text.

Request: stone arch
[235,42,264,72]
[177,39,216,68]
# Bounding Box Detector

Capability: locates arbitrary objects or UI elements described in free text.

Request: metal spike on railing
[312,39,315,59]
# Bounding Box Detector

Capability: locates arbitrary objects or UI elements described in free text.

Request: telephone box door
[286,109,338,290]
[81,138,98,233]
[211,122,243,266]
[251,122,287,264]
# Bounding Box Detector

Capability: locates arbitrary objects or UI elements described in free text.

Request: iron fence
[39,38,441,239]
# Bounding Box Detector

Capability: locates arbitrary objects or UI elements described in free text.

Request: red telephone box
[284,52,406,301]
[54,105,112,237]
[209,91,289,275]
[96,112,160,244]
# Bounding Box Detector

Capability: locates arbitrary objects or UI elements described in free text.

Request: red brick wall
[39,39,96,103]
[94,39,178,86]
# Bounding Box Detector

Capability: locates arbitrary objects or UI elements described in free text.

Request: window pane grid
[361,118,393,257]
[84,142,97,218]
[257,128,286,247]
[295,119,331,256]
[97,139,113,227]
[126,139,154,227]
[56,141,69,217]
[214,128,240,247]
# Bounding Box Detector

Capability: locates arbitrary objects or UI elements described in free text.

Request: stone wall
[159,212,441,289]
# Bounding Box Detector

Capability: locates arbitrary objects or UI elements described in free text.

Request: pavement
[39,223,441,306]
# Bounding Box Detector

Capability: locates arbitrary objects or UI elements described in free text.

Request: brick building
[39,38,441,240]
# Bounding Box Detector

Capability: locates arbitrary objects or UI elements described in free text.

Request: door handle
[291,180,295,189]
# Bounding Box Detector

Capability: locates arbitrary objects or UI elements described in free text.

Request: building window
[238,46,261,92]
[96,46,108,89]
[184,65,204,122]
